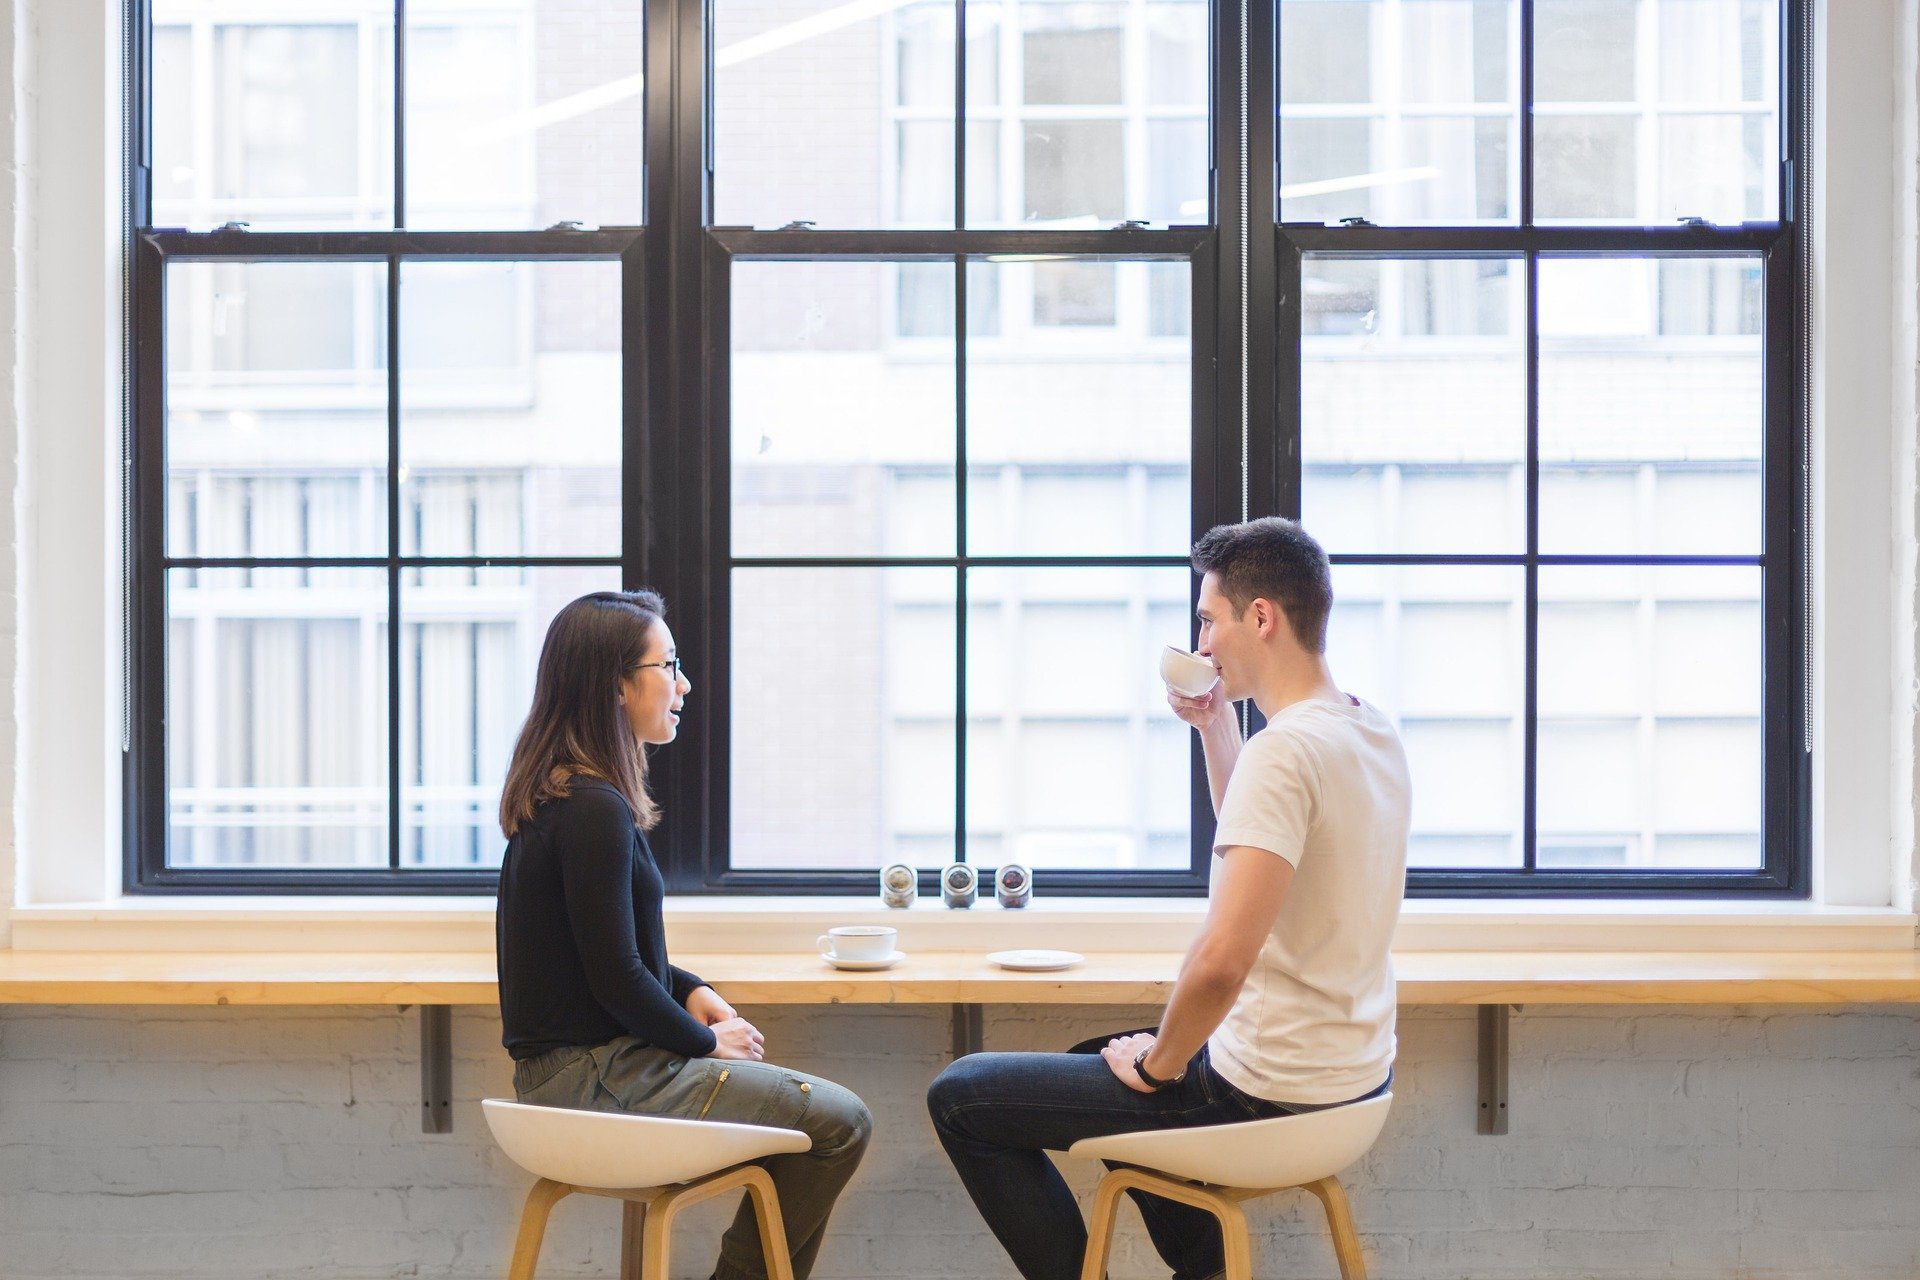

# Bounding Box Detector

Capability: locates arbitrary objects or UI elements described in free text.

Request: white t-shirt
[1205,695,1411,1106]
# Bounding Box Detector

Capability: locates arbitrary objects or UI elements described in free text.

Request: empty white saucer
[986,949,1084,972]
[823,951,906,971]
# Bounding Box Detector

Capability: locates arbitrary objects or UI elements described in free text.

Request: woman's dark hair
[499,589,667,837]
[1190,517,1334,654]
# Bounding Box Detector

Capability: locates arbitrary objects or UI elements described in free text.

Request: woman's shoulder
[537,774,637,828]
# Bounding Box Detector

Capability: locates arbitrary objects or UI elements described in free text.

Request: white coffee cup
[818,925,898,961]
[1160,644,1221,698]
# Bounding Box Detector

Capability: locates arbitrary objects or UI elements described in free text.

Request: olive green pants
[514,1037,872,1280]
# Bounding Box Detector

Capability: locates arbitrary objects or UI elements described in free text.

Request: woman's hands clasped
[687,985,765,1061]
[708,1017,766,1060]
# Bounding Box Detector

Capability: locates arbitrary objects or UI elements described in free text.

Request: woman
[496,589,871,1280]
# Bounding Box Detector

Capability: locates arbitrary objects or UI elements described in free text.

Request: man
[926,517,1412,1280]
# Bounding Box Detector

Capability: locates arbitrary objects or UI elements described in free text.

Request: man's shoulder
[1253,700,1408,781]
[1245,706,1351,762]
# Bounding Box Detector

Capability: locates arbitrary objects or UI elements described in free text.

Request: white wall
[1813,0,1918,908]
[5,0,124,929]
[0,1002,1916,1280]
[0,0,25,950]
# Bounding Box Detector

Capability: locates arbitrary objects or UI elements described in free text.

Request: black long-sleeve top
[496,778,718,1060]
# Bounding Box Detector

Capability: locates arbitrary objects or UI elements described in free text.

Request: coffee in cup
[1160,644,1220,698]
[818,925,898,962]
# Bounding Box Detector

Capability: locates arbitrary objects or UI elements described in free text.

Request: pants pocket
[582,1038,699,1113]
[685,1060,819,1130]
[629,1056,740,1120]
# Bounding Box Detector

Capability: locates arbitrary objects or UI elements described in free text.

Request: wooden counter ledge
[4,947,1920,1007]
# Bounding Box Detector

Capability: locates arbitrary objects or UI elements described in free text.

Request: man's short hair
[1191,517,1333,654]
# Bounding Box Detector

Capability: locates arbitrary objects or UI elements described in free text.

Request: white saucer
[986,948,1084,972]
[823,950,906,971]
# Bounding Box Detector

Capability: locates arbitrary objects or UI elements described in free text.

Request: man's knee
[926,1052,1004,1135]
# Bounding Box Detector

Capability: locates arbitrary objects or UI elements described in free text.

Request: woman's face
[618,622,693,746]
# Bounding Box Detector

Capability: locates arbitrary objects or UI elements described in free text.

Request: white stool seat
[1067,1093,1391,1189]
[483,1098,811,1190]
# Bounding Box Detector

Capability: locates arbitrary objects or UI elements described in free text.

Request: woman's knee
[803,1078,872,1161]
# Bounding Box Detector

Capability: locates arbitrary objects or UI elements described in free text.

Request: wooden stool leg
[739,1166,798,1280]
[1077,1171,1130,1280]
[638,1189,680,1280]
[619,1200,647,1280]
[507,1179,572,1280]
[1205,1196,1254,1280]
[1304,1177,1368,1280]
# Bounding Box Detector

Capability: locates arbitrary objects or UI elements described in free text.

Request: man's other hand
[1101,1031,1160,1094]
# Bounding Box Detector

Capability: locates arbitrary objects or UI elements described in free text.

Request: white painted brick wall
[2,1002,1917,1279]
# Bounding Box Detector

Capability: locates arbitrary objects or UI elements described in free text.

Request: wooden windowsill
[10,896,1915,956]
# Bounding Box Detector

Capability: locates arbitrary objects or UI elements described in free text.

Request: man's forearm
[1142,947,1244,1080]
[1201,716,1244,816]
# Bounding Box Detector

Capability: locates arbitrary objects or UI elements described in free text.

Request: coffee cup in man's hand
[1159,645,1220,698]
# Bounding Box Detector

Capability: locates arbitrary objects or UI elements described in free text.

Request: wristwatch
[1133,1047,1187,1091]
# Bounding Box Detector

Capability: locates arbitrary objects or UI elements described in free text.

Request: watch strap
[1133,1047,1186,1091]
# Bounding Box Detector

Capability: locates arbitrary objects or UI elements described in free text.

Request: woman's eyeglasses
[634,657,683,678]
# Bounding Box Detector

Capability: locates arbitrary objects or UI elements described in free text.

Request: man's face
[1195,571,1251,700]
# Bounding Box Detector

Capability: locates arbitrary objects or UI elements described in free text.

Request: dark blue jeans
[927,1030,1389,1280]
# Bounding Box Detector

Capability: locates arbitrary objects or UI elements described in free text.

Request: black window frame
[125,0,1811,898]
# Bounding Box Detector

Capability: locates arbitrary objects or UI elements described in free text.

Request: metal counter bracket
[951,1003,984,1058]
[420,1005,452,1134]
[1478,1004,1513,1135]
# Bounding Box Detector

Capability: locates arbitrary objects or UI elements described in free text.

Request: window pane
[1280,0,1517,224]
[166,567,388,868]
[1280,0,1373,104]
[1539,257,1763,555]
[1023,121,1125,223]
[1536,0,1637,100]
[1534,115,1636,220]
[732,261,958,557]
[969,0,1208,228]
[1302,257,1524,554]
[896,2,962,226]
[400,260,621,558]
[1148,119,1209,224]
[401,565,621,867]
[898,122,958,227]
[404,4,644,228]
[966,258,1192,556]
[153,14,392,229]
[715,0,952,228]
[1032,260,1118,326]
[732,567,957,869]
[1331,564,1524,868]
[966,566,1190,869]
[1535,0,1780,223]
[151,24,196,207]
[166,261,388,559]
[1537,566,1763,870]
[1148,1,1208,106]
[1279,118,1375,224]
[1023,5,1124,103]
